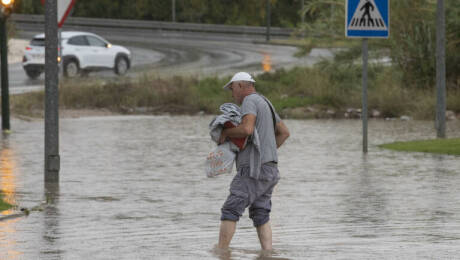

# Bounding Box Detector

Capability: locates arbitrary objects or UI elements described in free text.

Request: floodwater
[1,115,460,259]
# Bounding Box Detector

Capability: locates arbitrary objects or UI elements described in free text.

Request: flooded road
[1,116,460,259]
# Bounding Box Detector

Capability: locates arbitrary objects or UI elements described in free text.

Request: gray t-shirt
[236,93,281,168]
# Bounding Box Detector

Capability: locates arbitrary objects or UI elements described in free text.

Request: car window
[86,36,107,47]
[30,38,45,46]
[68,36,89,46]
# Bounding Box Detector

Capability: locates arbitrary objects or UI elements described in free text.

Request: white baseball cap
[223,72,256,90]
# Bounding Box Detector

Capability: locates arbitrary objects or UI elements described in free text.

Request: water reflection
[40,182,62,258]
[0,138,17,215]
[348,156,388,224]
[342,156,388,238]
[426,156,458,242]
[0,217,22,260]
[212,247,291,260]
[0,135,22,259]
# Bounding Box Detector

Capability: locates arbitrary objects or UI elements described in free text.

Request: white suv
[22,31,132,79]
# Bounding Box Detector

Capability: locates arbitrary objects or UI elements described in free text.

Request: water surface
[1,116,460,259]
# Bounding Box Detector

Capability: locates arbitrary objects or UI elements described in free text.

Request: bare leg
[256,221,273,250]
[218,220,237,249]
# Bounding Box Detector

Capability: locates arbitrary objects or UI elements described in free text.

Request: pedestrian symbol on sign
[348,0,387,31]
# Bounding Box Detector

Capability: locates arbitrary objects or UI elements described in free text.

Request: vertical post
[435,0,446,138]
[300,0,306,38]
[362,38,368,153]
[172,0,176,22]
[266,0,271,42]
[0,16,10,131]
[301,0,305,24]
[45,0,60,183]
[331,3,335,23]
[58,28,62,75]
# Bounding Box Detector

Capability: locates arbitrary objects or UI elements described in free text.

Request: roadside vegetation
[0,196,12,212]
[8,61,460,120]
[380,138,460,156]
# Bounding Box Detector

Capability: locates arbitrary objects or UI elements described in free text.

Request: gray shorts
[221,163,280,227]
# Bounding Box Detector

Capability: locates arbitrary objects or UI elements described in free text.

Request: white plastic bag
[205,142,236,177]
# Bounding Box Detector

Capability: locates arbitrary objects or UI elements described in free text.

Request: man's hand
[218,115,256,145]
[275,121,290,148]
[219,129,228,144]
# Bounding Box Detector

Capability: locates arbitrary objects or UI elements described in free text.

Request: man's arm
[219,114,256,144]
[275,121,290,148]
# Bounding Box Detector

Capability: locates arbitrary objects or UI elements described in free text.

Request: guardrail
[11,14,294,37]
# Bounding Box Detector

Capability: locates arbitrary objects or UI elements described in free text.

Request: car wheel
[64,59,80,78]
[114,56,129,75]
[25,69,41,80]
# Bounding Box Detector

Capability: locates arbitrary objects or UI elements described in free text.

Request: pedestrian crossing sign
[346,0,389,38]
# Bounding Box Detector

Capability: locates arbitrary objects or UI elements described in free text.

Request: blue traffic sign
[346,0,389,38]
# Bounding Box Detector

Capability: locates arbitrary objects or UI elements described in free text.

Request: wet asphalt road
[8,30,334,94]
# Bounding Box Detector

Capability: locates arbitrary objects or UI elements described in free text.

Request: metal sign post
[0,14,10,131]
[346,0,389,153]
[435,0,446,138]
[172,0,176,22]
[42,0,75,183]
[362,38,368,153]
[0,0,14,132]
[45,0,60,183]
[266,0,271,42]
[58,28,62,75]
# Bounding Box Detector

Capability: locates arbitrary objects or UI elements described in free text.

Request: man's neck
[238,88,256,104]
[242,89,256,97]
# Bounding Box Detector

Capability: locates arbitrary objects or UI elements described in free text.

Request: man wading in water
[217,72,290,250]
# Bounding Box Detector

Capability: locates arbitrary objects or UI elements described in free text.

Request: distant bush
[0,195,12,212]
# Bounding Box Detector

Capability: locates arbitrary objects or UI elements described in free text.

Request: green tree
[13,0,303,27]
[301,0,344,38]
[13,0,44,14]
[388,0,436,89]
[445,1,460,89]
[135,0,171,21]
[302,0,459,90]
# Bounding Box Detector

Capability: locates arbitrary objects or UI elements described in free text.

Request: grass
[0,197,12,212]
[380,138,460,156]
[6,62,460,120]
[266,38,360,57]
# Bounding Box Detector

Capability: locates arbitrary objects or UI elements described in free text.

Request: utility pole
[266,0,271,42]
[331,3,335,23]
[44,0,60,183]
[172,0,176,22]
[0,0,14,132]
[0,15,10,131]
[435,0,446,138]
[301,0,305,24]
